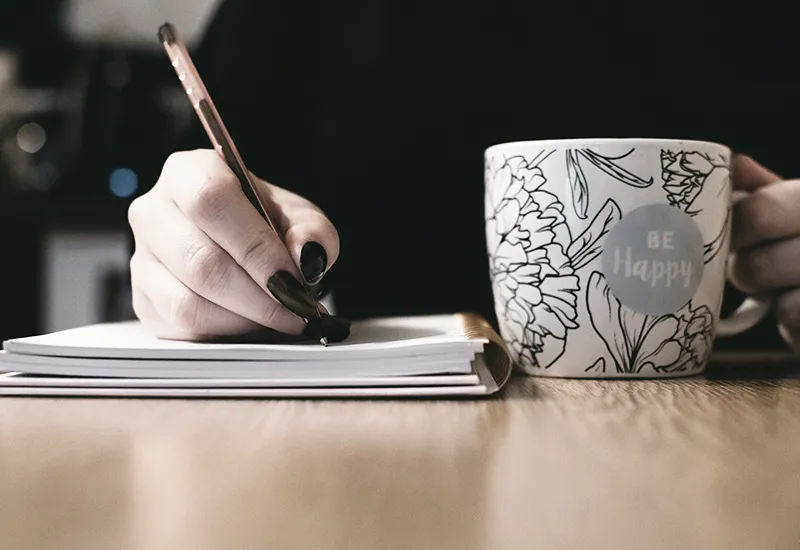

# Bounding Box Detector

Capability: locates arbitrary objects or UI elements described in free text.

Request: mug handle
[715,295,771,337]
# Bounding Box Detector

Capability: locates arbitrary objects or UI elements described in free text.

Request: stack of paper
[0,314,512,397]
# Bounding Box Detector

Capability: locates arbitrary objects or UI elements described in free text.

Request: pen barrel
[158,22,324,325]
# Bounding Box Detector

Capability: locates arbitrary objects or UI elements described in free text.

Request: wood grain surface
[1,358,800,550]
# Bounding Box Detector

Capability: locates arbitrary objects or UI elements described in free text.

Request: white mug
[484,138,770,378]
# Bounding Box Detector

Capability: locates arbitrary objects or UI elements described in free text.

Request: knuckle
[162,150,195,175]
[169,287,205,333]
[127,195,148,230]
[184,240,232,294]
[163,150,184,169]
[183,175,235,223]
[159,151,194,189]
[239,232,280,268]
[157,152,183,193]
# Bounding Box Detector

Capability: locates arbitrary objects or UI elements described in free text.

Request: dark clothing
[180,0,799,348]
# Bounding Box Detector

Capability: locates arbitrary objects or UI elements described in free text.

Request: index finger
[732,154,782,192]
[731,178,800,251]
[165,152,319,320]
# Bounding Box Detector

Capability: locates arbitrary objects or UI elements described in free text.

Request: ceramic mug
[484,138,770,378]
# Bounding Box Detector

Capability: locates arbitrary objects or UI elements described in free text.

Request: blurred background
[0,0,791,351]
[0,0,220,343]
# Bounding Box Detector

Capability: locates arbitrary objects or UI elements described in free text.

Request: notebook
[0,313,513,397]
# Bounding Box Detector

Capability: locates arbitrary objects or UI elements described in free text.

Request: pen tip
[320,337,329,346]
[158,23,176,45]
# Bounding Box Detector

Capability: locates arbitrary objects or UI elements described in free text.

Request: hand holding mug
[729,154,800,350]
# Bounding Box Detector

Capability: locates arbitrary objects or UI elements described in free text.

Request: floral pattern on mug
[661,150,731,263]
[485,155,621,371]
[585,270,715,374]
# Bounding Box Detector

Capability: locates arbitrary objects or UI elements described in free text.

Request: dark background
[0,0,796,351]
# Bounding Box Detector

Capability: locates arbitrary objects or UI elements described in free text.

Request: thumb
[256,178,340,287]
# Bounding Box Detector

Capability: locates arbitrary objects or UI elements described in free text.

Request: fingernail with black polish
[267,271,318,318]
[300,242,327,285]
[302,313,351,343]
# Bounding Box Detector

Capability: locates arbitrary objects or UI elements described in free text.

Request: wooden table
[1,355,800,550]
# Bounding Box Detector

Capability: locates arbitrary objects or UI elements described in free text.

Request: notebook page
[0,355,498,397]
[3,314,486,361]
[0,350,477,379]
[0,371,481,388]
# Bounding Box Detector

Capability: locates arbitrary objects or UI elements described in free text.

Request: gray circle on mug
[601,204,705,316]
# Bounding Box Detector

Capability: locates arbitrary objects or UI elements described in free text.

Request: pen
[157,22,329,346]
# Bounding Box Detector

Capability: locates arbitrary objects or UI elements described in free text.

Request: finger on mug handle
[716,254,772,337]
[732,154,781,192]
[715,160,774,337]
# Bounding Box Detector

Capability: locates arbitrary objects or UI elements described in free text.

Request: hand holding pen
[124,23,349,344]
